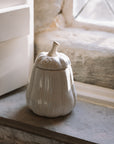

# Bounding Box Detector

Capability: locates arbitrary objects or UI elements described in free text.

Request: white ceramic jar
[26,41,77,117]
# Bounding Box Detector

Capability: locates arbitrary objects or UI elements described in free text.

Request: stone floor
[0,87,114,144]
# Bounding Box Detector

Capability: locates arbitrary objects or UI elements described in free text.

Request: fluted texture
[26,65,76,117]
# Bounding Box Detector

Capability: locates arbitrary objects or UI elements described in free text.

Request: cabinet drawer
[0,5,29,42]
[0,36,30,96]
[0,0,26,9]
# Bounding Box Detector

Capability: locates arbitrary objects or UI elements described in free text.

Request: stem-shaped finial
[48,41,59,57]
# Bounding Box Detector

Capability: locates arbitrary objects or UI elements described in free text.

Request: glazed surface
[26,65,76,117]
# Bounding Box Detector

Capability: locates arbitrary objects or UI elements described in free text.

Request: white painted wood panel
[0,1,33,95]
[0,5,29,42]
[0,0,26,9]
[0,36,29,96]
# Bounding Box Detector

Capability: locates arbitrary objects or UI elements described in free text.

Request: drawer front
[0,36,30,96]
[0,5,29,42]
[0,0,26,9]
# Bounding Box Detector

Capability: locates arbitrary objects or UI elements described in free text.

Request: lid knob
[48,41,59,57]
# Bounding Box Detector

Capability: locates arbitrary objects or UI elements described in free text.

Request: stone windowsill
[0,86,114,144]
[35,28,114,89]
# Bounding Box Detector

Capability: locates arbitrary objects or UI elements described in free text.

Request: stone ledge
[0,87,114,144]
[0,118,95,144]
[76,81,114,108]
[35,28,114,89]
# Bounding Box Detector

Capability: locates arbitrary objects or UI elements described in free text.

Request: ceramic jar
[26,41,77,117]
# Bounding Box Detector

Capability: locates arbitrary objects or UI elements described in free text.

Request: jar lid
[35,41,71,70]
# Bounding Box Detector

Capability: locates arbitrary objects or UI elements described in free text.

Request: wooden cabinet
[0,0,34,95]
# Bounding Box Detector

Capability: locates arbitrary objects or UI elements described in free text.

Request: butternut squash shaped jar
[26,41,77,117]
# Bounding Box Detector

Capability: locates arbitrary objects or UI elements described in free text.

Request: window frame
[63,0,114,33]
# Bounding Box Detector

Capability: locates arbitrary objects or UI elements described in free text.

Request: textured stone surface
[35,28,114,89]
[0,126,65,144]
[34,0,64,32]
[0,87,114,144]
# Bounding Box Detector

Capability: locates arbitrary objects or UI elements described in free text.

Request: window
[73,0,114,25]
[63,0,113,32]
[62,0,114,90]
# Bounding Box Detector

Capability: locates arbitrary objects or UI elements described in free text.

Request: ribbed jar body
[26,65,77,117]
